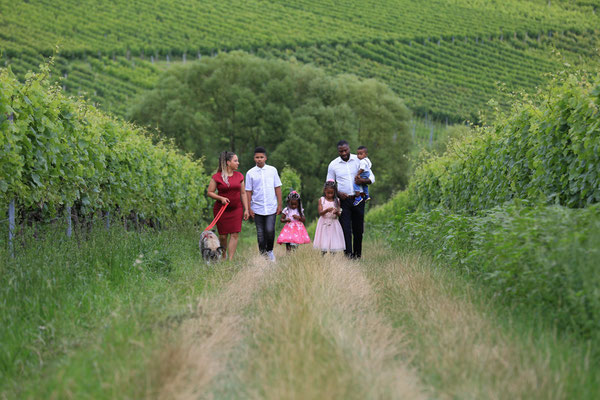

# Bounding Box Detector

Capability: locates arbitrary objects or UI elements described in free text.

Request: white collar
[336,154,356,163]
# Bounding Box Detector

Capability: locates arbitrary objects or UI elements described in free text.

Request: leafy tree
[129,51,412,216]
[280,165,302,196]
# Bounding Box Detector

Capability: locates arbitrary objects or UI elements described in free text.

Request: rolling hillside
[2,0,599,120]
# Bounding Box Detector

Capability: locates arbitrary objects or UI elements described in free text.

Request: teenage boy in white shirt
[245,146,283,261]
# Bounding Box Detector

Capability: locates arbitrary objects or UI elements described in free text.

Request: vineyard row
[0,66,210,232]
[3,30,597,122]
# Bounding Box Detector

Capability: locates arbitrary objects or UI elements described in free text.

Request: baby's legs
[360,171,370,198]
[353,181,363,196]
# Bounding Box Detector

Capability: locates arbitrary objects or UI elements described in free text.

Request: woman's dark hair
[217,151,236,185]
[322,180,340,209]
[286,190,303,218]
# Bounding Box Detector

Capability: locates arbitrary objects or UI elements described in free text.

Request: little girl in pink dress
[313,181,345,253]
[277,190,311,251]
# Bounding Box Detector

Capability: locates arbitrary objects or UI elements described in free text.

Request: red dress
[212,171,244,235]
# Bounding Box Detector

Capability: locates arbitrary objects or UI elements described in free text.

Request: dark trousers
[339,196,365,259]
[254,213,277,254]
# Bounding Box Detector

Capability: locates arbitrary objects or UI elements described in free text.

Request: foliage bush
[279,165,302,196]
[0,64,209,223]
[129,51,412,214]
[368,200,600,338]
[408,72,600,213]
[368,73,600,339]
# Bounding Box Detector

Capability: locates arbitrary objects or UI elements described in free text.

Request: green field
[2,1,600,398]
[2,0,596,55]
[2,0,599,120]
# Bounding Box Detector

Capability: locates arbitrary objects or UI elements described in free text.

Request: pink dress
[313,197,345,252]
[277,207,311,245]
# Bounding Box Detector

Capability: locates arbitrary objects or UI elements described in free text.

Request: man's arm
[241,179,250,220]
[326,163,335,181]
[246,190,254,218]
[275,186,282,215]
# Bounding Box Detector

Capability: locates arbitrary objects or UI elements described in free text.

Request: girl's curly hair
[286,190,304,218]
[322,180,340,209]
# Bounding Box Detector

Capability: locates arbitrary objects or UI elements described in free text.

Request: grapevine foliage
[408,72,600,212]
[0,64,209,222]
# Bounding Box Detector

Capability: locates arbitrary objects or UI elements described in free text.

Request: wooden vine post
[66,206,72,238]
[8,199,15,258]
[7,112,15,257]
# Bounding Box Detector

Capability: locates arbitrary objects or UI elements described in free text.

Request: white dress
[313,197,345,252]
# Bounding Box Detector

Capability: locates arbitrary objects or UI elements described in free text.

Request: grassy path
[2,228,597,398]
[147,242,598,399]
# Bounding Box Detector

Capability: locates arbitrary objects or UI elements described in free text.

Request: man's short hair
[357,145,368,151]
[254,146,267,155]
[336,140,349,148]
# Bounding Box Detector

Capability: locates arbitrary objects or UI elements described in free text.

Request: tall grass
[0,222,237,398]
[175,247,428,399]
[362,244,600,399]
[368,200,600,342]
[153,242,599,399]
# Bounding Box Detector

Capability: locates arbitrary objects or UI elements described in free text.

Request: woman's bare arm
[207,178,229,204]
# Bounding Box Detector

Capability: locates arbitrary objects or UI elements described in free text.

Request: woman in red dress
[207,151,249,260]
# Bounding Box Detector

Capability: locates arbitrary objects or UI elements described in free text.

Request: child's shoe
[353,196,364,206]
[365,195,371,202]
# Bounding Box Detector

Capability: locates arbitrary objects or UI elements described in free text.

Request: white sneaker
[267,251,276,262]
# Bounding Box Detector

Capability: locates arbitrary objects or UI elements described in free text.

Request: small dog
[199,230,224,263]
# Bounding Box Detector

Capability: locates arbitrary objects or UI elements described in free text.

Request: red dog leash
[204,202,229,231]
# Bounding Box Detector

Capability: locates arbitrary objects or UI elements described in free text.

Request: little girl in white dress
[313,181,345,253]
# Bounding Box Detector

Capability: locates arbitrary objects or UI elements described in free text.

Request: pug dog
[199,230,224,263]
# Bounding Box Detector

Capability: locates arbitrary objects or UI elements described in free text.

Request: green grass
[0,222,244,398]
[367,200,600,344]
[362,245,600,399]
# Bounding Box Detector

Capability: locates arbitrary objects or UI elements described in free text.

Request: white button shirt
[327,154,375,195]
[245,164,282,215]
